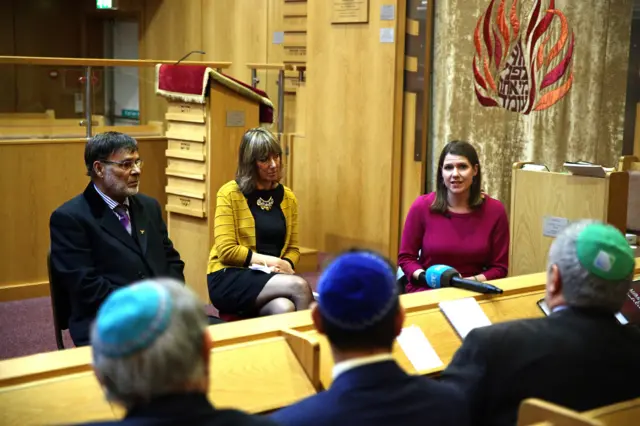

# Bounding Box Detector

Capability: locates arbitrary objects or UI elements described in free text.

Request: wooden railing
[0,56,231,69]
[0,56,232,137]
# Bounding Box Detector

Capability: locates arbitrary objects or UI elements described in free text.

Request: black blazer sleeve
[440,328,491,421]
[49,209,117,312]
[152,198,185,282]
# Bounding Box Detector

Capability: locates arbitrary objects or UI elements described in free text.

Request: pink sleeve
[398,197,426,280]
[483,203,510,280]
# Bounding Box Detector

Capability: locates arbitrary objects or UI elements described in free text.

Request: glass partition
[0,58,230,140]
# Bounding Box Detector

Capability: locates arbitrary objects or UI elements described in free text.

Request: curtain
[431,0,633,205]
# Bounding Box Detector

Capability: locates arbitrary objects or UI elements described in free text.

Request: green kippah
[576,223,634,281]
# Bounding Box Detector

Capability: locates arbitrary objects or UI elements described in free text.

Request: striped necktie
[114,204,131,235]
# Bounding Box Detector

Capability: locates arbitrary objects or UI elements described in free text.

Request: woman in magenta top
[399,140,509,293]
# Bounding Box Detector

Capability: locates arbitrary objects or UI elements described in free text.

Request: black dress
[207,184,287,315]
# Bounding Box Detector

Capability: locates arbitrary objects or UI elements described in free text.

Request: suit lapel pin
[140,230,145,235]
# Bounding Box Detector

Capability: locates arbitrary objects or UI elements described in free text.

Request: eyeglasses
[101,159,144,171]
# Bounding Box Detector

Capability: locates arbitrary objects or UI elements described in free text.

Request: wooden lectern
[509,162,629,276]
[157,66,272,301]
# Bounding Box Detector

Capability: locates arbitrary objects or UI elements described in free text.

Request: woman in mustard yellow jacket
[207,127,313,317]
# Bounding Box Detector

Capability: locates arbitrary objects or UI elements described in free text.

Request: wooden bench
[518,397,640,426]
[1,260,637,425]
[0,329,319,425]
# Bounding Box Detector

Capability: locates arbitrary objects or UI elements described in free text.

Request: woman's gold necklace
[257,196,274,211]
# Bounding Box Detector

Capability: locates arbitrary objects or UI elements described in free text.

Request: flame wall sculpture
[473,0,575,114]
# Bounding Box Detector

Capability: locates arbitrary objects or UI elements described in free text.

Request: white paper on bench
[438,298,492,339]
[396,325,443,372]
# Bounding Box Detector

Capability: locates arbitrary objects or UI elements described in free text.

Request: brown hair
[235,127,283,193]
[431,140,483,214]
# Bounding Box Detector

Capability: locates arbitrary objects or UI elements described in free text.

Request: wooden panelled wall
[292,0,406,257]
[0,138,167,301]
[7,0,413,261]
[138,0,286,126]
[282,1,308,134]
[283,1,307,65]
[0,0,105,116]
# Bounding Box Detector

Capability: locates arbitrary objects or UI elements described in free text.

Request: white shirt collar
[552,304,568,313]
[332,353,394,380]
[94,184,128,210]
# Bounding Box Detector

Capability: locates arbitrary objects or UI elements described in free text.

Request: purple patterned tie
[114,204,131,235]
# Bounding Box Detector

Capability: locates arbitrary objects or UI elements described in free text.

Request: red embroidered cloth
[156,64,274,123]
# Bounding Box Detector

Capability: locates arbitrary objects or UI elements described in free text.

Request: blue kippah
[318,252,398,330]
[93,282,173,358]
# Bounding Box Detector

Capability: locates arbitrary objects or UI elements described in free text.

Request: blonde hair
[235,127,283,193]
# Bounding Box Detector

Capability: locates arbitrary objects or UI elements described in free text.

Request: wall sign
[542,216,570,238]
[380,5,395,21]
[332,0,369,24]
[226,111,246,127]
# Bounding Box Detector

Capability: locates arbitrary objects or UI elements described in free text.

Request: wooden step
[297,247,318,274]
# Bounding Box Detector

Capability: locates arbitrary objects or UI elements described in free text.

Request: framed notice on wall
[332,0,369,24]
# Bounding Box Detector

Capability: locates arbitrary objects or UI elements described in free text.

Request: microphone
[423,265,503,294]
[175,50,206,65]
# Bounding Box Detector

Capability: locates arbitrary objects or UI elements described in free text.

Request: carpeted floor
[0,270,322,361]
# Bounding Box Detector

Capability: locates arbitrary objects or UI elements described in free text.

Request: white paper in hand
[439,298,492,339]
[396,325,443,372]
[249,264,271,274]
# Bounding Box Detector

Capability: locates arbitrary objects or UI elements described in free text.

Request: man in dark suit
[50,132,185,346]
[441,220,640,426]
[78,278,275,426]
[270,250,468,426]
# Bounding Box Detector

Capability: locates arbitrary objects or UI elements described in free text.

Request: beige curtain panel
[431,0,633,205]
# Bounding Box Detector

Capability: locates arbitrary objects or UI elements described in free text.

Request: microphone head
[425,265,459,289]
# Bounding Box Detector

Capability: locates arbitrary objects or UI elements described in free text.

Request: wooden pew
[518,398,603,425]
[0,329,319,425]
[1,260,638,425]
[518,397,640,426]
[312,275,549,388]
[0,370,119,425]
[584,398,640,426]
